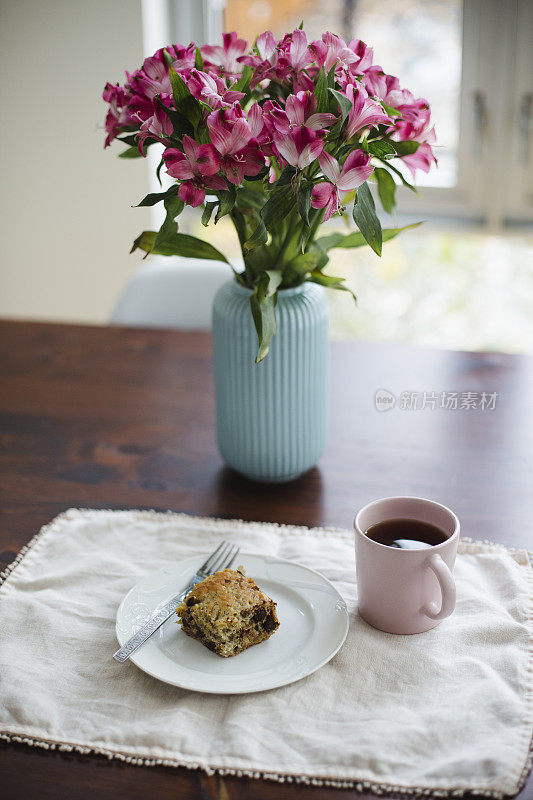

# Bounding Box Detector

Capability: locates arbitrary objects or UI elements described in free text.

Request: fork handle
[113,584,192,663]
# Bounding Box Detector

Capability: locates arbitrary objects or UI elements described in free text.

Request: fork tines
[200,540,240,576]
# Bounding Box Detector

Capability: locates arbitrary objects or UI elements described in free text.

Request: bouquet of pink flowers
[103,28,436,360]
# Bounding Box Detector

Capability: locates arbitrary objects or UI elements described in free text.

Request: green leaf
[131,230,230,262]
[284,252,316,284]
[233,65,253,95]
[116,134,139,147]
[307,270,357,302]
[374,167,397,214]
[234,271,248,287]
[152,195,185,252]
[328,88,353,125]
[327,64,336,89]
[130,230,157,255]
[240,165,269,182]
[352,181,382,256]
[244,218,268,253]
[245,245,272,274]
[316,221,423,252]
[326,121,342,141]
[199,126,215,146]
[202,201,217,226]
[297,180,313,226]
[156,157,165,187]
[261,185,296,232]
[169,65,202,127]
[314,67,328,114]
[135,185,180,207]
[382,103,401,117]
[306,240,329,270]
[366,140,397,160]
[235,186,264,210]
[377,159,419,194]
[250,270,282,363]
[118,145,142,159]
[391,140,420,156]
[162,49,174,67]
[160,103,194,138]
[241,179,308,256]
[276,166,297,186]
[215,186,236,223]
[316,232,355,251]
[159,233,229,262]
[194,46,204,70]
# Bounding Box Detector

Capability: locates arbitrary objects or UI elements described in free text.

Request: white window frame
[143,0,533,229]
[371,0,533,227]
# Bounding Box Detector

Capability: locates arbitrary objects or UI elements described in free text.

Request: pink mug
[354,497,460,634]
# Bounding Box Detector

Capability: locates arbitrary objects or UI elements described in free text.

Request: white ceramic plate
[116,553,349,694]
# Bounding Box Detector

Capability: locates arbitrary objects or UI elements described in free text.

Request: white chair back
[111,258,233,329]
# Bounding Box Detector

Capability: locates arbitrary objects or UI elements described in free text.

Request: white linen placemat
[0,509,531,798]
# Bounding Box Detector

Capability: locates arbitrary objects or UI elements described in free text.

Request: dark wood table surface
[0,320,531,800]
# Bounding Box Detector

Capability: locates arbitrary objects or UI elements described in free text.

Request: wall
[0,0,150,323]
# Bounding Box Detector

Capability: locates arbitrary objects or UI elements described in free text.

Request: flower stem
[274,209,301,270]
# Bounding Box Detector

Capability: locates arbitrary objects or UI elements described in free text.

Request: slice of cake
[176,567,279,657]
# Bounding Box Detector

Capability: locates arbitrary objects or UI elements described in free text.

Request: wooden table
[1,320,531,800]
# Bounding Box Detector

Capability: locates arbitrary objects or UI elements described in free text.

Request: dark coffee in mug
[364,518,448,550]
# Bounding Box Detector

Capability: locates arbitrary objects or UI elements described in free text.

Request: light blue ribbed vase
[212,279,329,482]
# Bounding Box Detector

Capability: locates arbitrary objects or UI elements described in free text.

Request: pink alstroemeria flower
[244,30,314,91]
[346,39,374,76]
[239,30,279,86]
[383,88,437,177]
[362,67,400,104]
[141,55,171,95]
[202,32,247,76]
[102,83,134,147]
[251,53,291,88]
[163,136,225,207]
[309,32,358,74]
[137,99,174,152]
[392,95,432,137]
[166,43,197,73]
[285,30,314,91]
[247,102,276,158]
[387,91,436,177]
[267,91,337,135]
[208,107,266,184]
[289,29,313,72]
[391,96,435,169]
[128,91,165,126]
[273,126,324,169]
[311,150,373,219]
[187,69,244,110]
[246,31,308,90]
[402,140,437,177]
[343,83,393,139]
[247,102,264,138]
[128,46,195,102]
[239,30,277,68]
[397,123,437,177]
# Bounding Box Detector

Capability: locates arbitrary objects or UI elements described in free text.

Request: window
[144,0,533,225]
[217,0,533,225]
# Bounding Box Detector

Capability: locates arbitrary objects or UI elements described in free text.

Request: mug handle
[422,553,456,620]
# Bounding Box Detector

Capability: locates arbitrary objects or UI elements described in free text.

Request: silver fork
[113,540,240,663]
